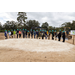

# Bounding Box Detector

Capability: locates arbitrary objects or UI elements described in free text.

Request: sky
[0,12,75,27]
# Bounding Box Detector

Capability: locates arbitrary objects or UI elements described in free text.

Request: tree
[9,21,18,30]
[48,26,52,30]
[41,22,49,30]
[3,21,10,30]
[71,21,75,30]
[26,20,40,30]
[61,21,75,30]
[17,12,27,27]
[0,22,2,31]
[3,21,18,30]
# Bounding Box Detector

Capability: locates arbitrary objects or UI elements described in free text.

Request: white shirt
[9,32,11,36]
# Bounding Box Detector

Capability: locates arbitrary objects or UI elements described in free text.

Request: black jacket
[26,31,27,35]
[62,32,65,38]
[58,32,61,37]
[11,31,13,35]
[16,30,19,34]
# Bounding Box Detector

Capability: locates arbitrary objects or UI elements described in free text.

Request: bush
[0,30,4,32]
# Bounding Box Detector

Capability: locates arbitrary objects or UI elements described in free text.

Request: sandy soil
[0,47,75,62]
[0,38,75,62]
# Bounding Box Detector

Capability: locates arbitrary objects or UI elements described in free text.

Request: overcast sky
[0,12,75,27]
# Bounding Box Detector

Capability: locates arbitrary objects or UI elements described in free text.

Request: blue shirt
[34,31,36,35]
[36,32,38,35]
[17,30,19,34]
[4,31,7,37]
[22,30,24,34]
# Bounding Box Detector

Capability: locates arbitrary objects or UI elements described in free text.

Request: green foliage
[61,21,75,30]
[0,12,75,32]
[41,22,49,30]
[26,20,40,30]
[17,12,27,26]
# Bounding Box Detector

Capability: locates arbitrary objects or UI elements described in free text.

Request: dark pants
[26,34,27,38]
[63,37,65,42]
[34,34,36,38]
[45,35,47,39]
[5,35,7,39]
[19,34,21,38]
[58,37,61,41]
[52,35,54,40]
[37,35,38,39]
[23,33,25,38]
[17,34,18,38]
[42,35,44,39]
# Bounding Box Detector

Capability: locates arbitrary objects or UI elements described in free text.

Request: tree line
[0,12,75,32]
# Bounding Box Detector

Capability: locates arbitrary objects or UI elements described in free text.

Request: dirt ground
[0,46,75,62]
[0,39,75,62]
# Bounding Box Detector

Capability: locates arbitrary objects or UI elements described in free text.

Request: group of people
[4,29,66,42]
[4,29,28,39]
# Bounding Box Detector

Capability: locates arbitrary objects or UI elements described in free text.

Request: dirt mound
[0,38,74,52]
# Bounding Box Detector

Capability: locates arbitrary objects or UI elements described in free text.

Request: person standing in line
[36,30,39,39]
[8,30,11,38]
[47,31,48,38]
[43,30,45,39]
[11,29,13,38]
[13,29,16,38]
[22,29,25,38]
[39,30,42,39]
[31,29,33,38]
[58,30,61,41]
[45,30,47,39]
[52,30,54,40]
[54,30,57,40]
[30,29,32,38]
[33,30,36,39]
[16,29,19,38]
[38,30,40,39]
[41,30,43,39]
[19,29,21,38]
[24,29,26,38]
[29,31,30,38]
[36,30,37,39]
[24,29,27,38]
[62,31,65,42]
[48,30,51,40]
[6,30,8,38]
[42,30,44,39]
[4,30,7,39]
[27,30,30,38]
[33,30,35,38]
[25,29,27,38]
